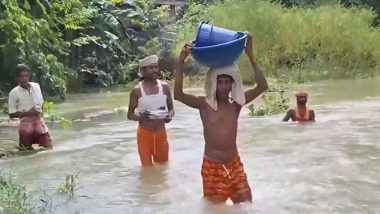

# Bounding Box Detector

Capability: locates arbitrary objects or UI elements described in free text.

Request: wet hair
[15,64,30,77]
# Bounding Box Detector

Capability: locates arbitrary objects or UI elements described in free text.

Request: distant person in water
[8,64,53,150]
[282,91,315,122]
[174,34,268,204]
[127,55,175,167]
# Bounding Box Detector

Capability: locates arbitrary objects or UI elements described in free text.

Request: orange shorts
[137,127,169,166]
[201,155,252,204]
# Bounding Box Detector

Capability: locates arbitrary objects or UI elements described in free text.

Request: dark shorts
[19,131,52,148]
[19,117,52,148]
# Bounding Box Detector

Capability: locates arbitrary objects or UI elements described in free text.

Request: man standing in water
[127,55,175,167]
[8,64,53,150]
[174,34,268,204]
[282,91,315,122]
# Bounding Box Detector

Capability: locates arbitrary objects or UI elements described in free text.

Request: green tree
[0,0,174,97]
[0,0,95,98]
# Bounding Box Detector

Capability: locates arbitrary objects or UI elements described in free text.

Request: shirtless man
[127,55,175,167]
[8,64,53,150]
[282,91,315,122]
[174,34,268,204]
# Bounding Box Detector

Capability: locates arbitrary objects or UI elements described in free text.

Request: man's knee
[18,142,33,150]
[203,195,228,204]
[230,189,252,204]
[19,135,33,149]
[153,154,168,163]
[138,151,154,166]
[38,133,53,148]
[153,141,169,163]
[153,150,168,162]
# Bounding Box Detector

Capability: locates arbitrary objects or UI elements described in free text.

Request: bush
[176,0,380,83]
[247,80,290,116]
[0,174,31,214]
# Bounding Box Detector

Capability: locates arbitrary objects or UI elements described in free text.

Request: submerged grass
[0,171,82,214]
[0,173,31,214]
[58,171,80,197]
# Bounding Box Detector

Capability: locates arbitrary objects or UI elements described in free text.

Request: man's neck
[143,79,157,84]
[19,82,30,90]
[217,98,231,105]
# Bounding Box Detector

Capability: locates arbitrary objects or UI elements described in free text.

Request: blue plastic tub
[195,21,240,47]
[191,32,247,68]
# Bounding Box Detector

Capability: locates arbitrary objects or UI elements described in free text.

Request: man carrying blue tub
[174,33,268,204]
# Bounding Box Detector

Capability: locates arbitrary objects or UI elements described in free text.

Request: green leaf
[104,30,119,40]
[72,35,101,46]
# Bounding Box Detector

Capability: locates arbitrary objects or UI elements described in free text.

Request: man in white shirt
[8,64,52,150]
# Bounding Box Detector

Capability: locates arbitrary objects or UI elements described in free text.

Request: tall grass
[0,172,82,213]
[0,174,31,214]
[176,0,380,83]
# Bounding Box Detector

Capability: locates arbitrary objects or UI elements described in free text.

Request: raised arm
[174,43,203,109]
[244,33,268,104]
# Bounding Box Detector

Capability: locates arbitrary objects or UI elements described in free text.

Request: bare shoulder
[232,101,243,110]
[132,84,140,91]
[160,81,171,91]
[130,84,141,96]
[284,108,293,115]
[197,96,207,109]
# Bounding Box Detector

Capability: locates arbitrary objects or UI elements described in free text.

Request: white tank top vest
[137,80,168,113]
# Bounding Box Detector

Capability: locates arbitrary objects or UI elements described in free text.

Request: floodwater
[0,78,380,213]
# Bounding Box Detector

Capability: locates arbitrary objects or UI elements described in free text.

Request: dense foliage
[1,0,380,98]
[0,0,174,98]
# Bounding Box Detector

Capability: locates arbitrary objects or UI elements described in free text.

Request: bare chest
[200,105,240,129]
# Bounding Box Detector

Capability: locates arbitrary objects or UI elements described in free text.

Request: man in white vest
[8,64,53,150]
